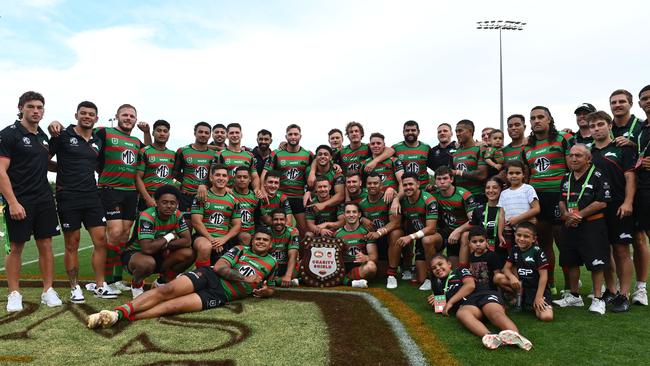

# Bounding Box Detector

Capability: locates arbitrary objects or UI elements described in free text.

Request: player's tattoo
[216,266,246,281]
[67,267,79,287]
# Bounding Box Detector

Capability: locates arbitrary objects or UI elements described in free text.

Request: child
[483,129,505,177]
[462,177,507,263]
[500,222,554,322]
[427,254,532,350]
[497,160,540,248]
[466,227,504,291]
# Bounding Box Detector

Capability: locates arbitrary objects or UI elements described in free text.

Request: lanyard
[628,117,639,138]
[444,272,455,293]
[567,165,595,205]
[483,205,499,242]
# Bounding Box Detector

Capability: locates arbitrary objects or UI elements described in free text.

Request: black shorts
[438,227,460,257]
[178,193,195,215]
[286,197,306,214]
[183,267,228,310]
[522,287,553,308]
[345,262,361,274]
[559,219,609,271]
[605,203,634,244]
[5,199,60,243]
[121,249,167,274]
[633,189,650,231]
[414,239,425,261]
[376,236,388,261]
[100,188,138,221]
[536,191,562,224]
[462,290,504,308]
[57,192,106,231]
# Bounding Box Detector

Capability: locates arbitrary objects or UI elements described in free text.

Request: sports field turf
[2,233,650,365]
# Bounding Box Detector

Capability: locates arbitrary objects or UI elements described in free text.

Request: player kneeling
[428,254,532,351]
[336,203,378,288]
[121,185,194,298]
[88,229,277,328]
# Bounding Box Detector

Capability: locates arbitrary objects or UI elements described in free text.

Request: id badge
[434,295,446,313]
[567,202,579,215]
[636,156,644,170]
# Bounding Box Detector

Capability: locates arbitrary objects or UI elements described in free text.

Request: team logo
[534,157,551,172]
[111,138,118,145]
[372,218,385,229]
[271,250,288,263]
[187,157,193,164]
[238,265,255,277]
[379,174,387,182]
[443,212,456,226]
[141,221,153,229]
[348,163,361,172]
[196,166,208,180]
[209,212,225,225]
[412,219,424,231]
[69,137,78,145]
[405,162,420,174]
[149,156,156,163]
[240,209,252,223]
[285,168,301,180]
[122,150,136,165]
[91,143,99,151]
[426,201,438,215]
[22,137,31,145]
[156,165,170,178]
[456,163,468,172]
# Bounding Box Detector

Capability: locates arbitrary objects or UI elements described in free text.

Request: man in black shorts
[49,101,118,303]
[87,230,276,328]
[0,91,62,312]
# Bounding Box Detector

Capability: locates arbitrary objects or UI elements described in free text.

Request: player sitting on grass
[87,229,277,328]
[427,254,533,351]
[336,202,378,288]
[121,185,193,298]
[499,222,554,321]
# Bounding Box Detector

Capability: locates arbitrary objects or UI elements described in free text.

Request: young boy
[483,129,505,177]
[501,222,554,321]
[466,227,504,291]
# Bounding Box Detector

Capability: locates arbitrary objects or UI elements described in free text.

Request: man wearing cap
[574,103,597,147]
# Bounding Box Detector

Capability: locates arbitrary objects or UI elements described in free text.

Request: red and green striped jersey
[433,186,476,230]
[362,156,403,191]
[219,245,277,301]
[190,190,240,237]
[336,225,375,263]
[97,127,143,191]
[264,147,313,198]
[270,225,300,264]
[339,143,371,173]
[305,165,344,193]
[525,134,573,192]
[259,192,292,218]
[400,191,438,232]
[359,196,390,230]
[452,145,484,196]
[127,207,187,252]
[347,188,368,205]
[137,145,175,195]
[502,143,526,163]
[306,196,343,225]
[174,145,218,195]
[217,148,258,187]
[483,147,504,164]
[231,189,259,233]
[392,141,431,188]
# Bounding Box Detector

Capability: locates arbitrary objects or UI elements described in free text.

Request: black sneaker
[611,294,631,313]
[602,289,617,305]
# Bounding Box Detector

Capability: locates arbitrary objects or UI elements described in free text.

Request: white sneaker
[131,286,144,299]
[291,278,300,286]
[70,285,85,304]
[113,281,131,292]
[41,287,63,307]
[552,292,584,307]
[87,310,119,329]
[85,282,97,291]
[588,298,606,315]
[418,279,432,291]
[482,334,503,350]
[107,283,122,295]
[7,291,23,313]
[351,279,368,288]
[386,276,398,289]
[632,287,648,306]
[401,270,413,281]
[498,330,532,351]
[94,282,119,299]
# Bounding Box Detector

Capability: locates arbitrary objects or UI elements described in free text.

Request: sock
[195,260,210,268]
[386,267,398,277]
[347,267,361,281]
[637,281,646,290]
[115,303,135,321]
[104,243,121,283]
[112,242,126,282]
[131,279,144,289]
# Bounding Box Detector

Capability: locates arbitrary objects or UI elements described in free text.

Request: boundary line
[0,245,93,272]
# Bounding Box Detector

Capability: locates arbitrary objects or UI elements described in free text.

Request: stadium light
[476,20,526,131]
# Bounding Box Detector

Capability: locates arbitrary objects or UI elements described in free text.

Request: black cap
[574,103,596,114]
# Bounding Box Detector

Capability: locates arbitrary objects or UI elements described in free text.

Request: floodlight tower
[476,20,526,131]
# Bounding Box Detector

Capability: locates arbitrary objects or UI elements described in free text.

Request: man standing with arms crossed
[1,91,62,312]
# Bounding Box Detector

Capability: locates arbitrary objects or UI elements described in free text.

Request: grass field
[3,232,650,365]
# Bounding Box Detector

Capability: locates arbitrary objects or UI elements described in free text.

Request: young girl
[497,160,540,248]
[428,254,533,350]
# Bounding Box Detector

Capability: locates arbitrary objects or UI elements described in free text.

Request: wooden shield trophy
[300,236,345,287]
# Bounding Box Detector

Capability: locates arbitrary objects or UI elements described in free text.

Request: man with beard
[363,133,404,203]
[393,120,431,190]
[305,145,345,210]
[427,123,458,173]
[208,123,227,151]
[574,103,597,147]
[217,123,261,193]
[268,209,300,287]
[252,129,272,175]
[136,120,175,212]
[451,120,488,204]
[336,202,379,288]
[305,177,344,237]
[344,172,367,204]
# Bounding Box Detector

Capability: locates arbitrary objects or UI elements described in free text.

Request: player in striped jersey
[338,121,395,174]
[136,120,175,211]
[306,177,344,237]
[392,120,431,190]
[335,202,378,288]
[525,106,574,294]
[258,170,293,227]
[121,185,192,298]
[88,229,277,327]
[231,166,260,246]
[191,164,241,267]
[217,123,262,193]
[268,210,300,287]
[305,145,345,210]
[363,132,404,202]
[501,114,529,181]
[344,171,368,204]
[451,119,488,203]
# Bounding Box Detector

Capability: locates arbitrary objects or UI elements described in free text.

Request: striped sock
[347,266,361,281]
[105,243,121,283]
[387,267,398,277]
[115,303,135,321]
[113,242,126,282]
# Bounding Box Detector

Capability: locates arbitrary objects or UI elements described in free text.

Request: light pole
[476,20,526,132]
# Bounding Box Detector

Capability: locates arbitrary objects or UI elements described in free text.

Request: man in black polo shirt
[49,101,119,303]
[574,103,597,147]
[0,91,62,312]
[427,123,457,174]
[588,111,637,312]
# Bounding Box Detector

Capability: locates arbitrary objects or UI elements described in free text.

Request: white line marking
[0,245,93,272]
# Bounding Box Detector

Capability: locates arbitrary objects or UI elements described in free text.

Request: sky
[1,0,649,151]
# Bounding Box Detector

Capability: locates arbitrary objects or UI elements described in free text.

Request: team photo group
[1,84,650,351]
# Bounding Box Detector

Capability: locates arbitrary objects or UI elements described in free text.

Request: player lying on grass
[87,229,277,328]
[427,254,533,351]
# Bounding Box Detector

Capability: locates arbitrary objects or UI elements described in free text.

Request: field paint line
[0,245,94,272]
[282,288,429,366]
